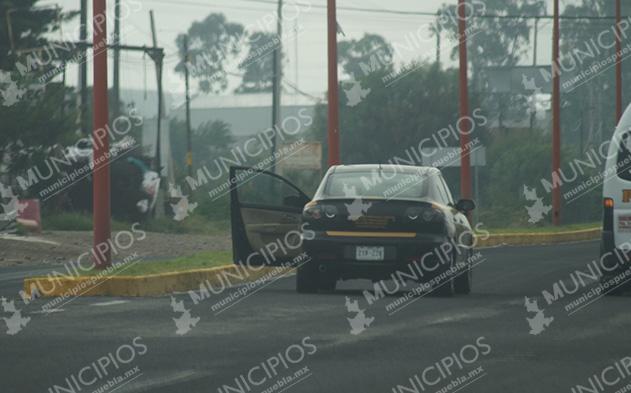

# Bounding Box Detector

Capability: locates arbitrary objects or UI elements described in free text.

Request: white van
[601,105,631,292]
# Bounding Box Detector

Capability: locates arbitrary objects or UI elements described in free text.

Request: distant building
[170,93,322,139]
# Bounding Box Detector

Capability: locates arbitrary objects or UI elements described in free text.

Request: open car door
[230,166,311,266]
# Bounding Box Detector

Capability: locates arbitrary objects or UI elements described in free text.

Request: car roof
[329,164,440,175]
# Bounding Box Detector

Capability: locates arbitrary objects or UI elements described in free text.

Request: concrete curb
[23,265,294,298]
[477,227,600,248]
[23,227,600,298]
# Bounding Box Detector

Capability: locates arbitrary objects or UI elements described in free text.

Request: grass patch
[83,250,233,276]
[42,212,229,235]
[484,222,600,234]
[143,216,229,235]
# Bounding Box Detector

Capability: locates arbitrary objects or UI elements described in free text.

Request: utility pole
[530,16,539,132]
[327,0,340,166]
[616,0,623,122]
[149,10,163,180]
[435,12,441,67]
[183,35,193,178]
[294,19,299,91]
[270,0,283,173]
[92,0,111,268]
[457,0,472,207]
[552,0,561,225]
[533,17,539,66]
[113,0,121,117]
[79,0,88,135]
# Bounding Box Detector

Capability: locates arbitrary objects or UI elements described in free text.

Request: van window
[617,131,631,181]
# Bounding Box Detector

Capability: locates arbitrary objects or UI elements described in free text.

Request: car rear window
[323,170,431,199]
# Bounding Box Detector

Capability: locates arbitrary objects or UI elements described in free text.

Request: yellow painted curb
[477,227,601,248]
[23,264,294,298]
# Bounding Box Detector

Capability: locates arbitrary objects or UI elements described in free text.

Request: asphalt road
[2,240,631,393]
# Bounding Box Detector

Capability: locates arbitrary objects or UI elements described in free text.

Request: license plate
[355,246,385,261]
[620,215,631,232]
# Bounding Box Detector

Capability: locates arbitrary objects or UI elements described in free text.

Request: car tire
[454,254,472,295]
[431,249,456,297]
[433,278,455,297]
[296,260,319,293]
[319,273,337,292]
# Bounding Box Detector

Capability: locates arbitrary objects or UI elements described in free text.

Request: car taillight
[324,205,338,218]
[604,197,614,231]
[405,207,423,220]
[303,202,337,220]
[405,206,443,222]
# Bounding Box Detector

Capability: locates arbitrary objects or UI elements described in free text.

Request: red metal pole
[552,0,561,225]
[327,0,340,167]
[457,0,472,202]
[616,0,623,122]
[92,0,111,267]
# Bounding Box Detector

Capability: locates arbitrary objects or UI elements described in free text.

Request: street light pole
[327,0,340,167]
[457,0,472,204]
[270,0,283,173]
[616,0,623,122]
[184,35,193,178]
[552,0,561,225]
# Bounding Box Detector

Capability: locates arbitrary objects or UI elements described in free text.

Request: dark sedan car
[229,164,475,296]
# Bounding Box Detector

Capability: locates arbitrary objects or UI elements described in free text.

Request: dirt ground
[0,230,231,267]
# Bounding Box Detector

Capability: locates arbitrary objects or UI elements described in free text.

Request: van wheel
[603,276,627,296]
[296,260,319,293]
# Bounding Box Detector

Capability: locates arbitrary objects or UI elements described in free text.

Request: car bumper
[303,231,450,281]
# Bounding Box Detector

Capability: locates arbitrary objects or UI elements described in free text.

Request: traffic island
[23,263,294,298]
[478,227,600,248]
[22,228,600,298]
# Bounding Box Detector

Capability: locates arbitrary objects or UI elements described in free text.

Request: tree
[169,118,234,176]
[0,1,76,70]
[174,14,244,93]
[0,1,78,190]
[235,31,279,94]
[437,0,545,77]
[559,0,620,150]
[337,34,394,80]
[309,61,482,166]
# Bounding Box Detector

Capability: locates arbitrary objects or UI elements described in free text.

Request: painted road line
[91,300,130,307]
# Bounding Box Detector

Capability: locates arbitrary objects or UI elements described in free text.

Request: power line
[142,0,631,21]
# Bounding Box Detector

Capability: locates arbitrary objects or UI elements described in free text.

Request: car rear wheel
[296,260,319,293]
[319,274,337,291]
[433,277,455,297]
[454,254,472,295]
[296,260,337,293]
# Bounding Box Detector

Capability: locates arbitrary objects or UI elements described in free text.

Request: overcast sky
[37,0,559,101]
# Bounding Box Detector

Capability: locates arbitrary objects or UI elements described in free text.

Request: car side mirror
[283,195,308,209]
[455,199,475,212]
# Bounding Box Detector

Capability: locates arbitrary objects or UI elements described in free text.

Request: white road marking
[30,309,64,314]
[90,300,130,307]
